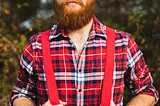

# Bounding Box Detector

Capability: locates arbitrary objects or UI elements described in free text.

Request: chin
[65,5,82,12]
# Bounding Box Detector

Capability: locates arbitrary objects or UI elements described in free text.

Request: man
[10,0,159,106]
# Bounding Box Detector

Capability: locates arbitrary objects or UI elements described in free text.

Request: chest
[34,36,128,105]
[50,37,106,73]
[35,36,128,83]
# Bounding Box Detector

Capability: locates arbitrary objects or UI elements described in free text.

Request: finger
[60,100,67,105]
[54,100,67,106]
[54,104,63,106]
[110,100,116,106]
[42,100,52,106]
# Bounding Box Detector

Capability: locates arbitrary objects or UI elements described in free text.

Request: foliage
[0,0,160,105]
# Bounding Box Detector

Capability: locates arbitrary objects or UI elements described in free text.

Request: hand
[42,100,67,106]
[110,100,116,106]
[100,101,116,106]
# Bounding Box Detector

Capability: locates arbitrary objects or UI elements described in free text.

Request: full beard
[54,0,96,31]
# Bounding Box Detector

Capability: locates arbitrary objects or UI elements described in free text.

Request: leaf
[3,9,10,15]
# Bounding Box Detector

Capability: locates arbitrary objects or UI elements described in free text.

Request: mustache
[63,0,84,6]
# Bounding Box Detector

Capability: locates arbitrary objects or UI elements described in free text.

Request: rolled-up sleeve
[126,34,159,103]
[9,37,37,106]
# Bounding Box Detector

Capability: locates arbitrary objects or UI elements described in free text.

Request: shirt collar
[49,17,106,40]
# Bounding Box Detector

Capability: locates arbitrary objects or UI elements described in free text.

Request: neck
[67,18,93,39]
[67,18,93,54]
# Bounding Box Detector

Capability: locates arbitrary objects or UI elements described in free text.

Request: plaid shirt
[10,17,159,106]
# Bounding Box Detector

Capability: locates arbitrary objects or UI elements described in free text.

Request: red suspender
[41,30,60,105]
[41,27,116,105]
[101,27,115,106]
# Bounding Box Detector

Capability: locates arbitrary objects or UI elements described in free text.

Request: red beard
[54,0,95,31]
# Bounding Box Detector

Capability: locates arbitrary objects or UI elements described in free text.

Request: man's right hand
[100,101,116,106]
[42,100,67,106]
[110,101,116,106]
[13,97,36,106]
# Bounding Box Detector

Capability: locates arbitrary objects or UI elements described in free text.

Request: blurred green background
[0,0,160,106]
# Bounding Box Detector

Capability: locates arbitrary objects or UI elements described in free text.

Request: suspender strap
[41,30,60,105]
[101,27,115,106]
[41,27,116,105]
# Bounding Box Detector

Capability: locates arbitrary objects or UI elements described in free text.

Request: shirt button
[79,69,82,72]
[78,89,82,92]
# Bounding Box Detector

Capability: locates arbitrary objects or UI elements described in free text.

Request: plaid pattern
[10,17,159,106]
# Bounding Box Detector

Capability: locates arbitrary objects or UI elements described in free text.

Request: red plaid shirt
[10,17,159,106]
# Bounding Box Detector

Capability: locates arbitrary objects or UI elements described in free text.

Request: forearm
[13,97,36,106]
[126,94,155,106]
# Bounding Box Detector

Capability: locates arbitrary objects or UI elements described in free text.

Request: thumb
[110,100,116,106]
[42,100,52,106]
[54,100,67,106]
[60,100,67,105]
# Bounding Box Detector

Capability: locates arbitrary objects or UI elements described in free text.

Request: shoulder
[114,29,132,40]
[105,25,133,40]
[24,30,50,52]
[107,27,134,44]
[28,30,50,44]
[106,27,134,47]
